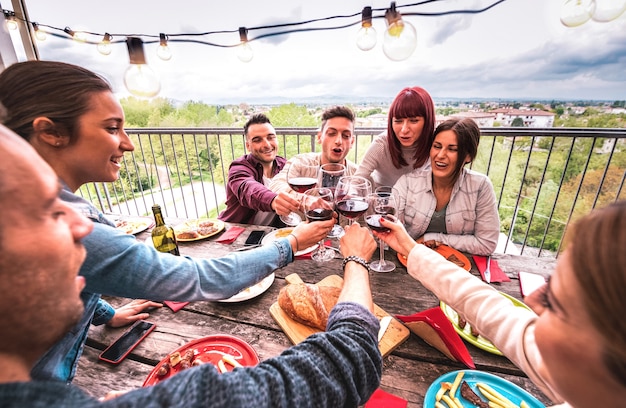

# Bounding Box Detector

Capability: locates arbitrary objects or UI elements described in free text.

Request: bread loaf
[277,283,341,330]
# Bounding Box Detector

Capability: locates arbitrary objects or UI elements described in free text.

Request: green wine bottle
[151,204,180,256]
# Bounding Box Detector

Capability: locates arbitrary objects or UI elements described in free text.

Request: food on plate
[169,351,182,367]
[422,240,440,249]
[156,362,170,377]
[460,381,489,408]
[446,253,465,268]
[476,382,522,408]
[222,354,243,368]
[115,219,148,234]
[275,228,293,238]
[458,313,480,337]
[198,220,214,228]
[198,220,218,236]
[178,349,194,369]
[277,283,341,330]
[177,230,200,240]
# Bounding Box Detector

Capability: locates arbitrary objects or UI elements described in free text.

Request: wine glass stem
[378,238,386,264]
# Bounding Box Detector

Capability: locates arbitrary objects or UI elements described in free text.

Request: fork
[484,256,492,283]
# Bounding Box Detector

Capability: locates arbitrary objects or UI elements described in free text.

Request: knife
[484,256,491,283]
[378,316,392,343]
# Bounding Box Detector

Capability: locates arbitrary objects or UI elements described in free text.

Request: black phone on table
[244,230,266,246]
[98,320,156,364]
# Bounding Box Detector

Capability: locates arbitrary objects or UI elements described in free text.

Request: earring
[55,141,61,146]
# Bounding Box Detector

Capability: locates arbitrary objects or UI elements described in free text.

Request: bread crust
[277,283,341,330]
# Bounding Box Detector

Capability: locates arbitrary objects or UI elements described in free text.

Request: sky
[5,0,626,104]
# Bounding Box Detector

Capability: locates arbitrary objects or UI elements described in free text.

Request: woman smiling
[394,118,499,255]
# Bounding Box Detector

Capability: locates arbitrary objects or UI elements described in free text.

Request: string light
[157,33,172,61]
[124,37,161,98]
[32,22,47,41]
[97,33,112,55]
[4,10,18,30]
[356,6,377,51]
[560,0,626,27]
[237,27,253,63]
[382,2,417,61]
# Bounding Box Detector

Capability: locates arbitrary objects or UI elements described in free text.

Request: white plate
[261,228,317,257]
[114,217,154,235]
[218,273,275,303]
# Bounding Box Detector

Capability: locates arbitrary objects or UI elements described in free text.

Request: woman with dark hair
[0,60,334,383]
[355,86,435,188]
[395,118,499,255]
[375,201,626,408]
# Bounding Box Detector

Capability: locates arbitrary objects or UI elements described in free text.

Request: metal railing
[79,127,626,258]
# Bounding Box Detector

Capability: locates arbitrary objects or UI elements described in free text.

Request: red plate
[143,334,259,386]
[397,243,471,271]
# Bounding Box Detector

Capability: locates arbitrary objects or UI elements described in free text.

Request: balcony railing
[79,127,626,258]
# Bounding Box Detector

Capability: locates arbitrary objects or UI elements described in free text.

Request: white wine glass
[303,187,335,262]
[366,187,398,273]
[279,163,319,226]
[334,176,371,225]
[318,163,345,238]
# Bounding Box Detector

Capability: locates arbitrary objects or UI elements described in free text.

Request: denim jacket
[395,167,500,255]
[31,184,294,382]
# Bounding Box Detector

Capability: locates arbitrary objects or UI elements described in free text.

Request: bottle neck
[153,207,166,226]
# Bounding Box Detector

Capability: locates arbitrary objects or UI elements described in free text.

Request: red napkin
[472,255,510,282]
[364,388,408,408]
[163,301,189,312]
[215,226,245,244]
[396,308,475,369]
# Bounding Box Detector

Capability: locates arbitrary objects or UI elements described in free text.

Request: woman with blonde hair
[375,201,626,407]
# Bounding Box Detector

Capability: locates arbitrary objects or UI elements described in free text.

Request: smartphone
[245,230,266,246]
[98,320,156,364]
[519,271,547,297]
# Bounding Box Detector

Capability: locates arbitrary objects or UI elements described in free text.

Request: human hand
[288,217,336,252]
[271,192,300,216]
[99,389,130,401]
[340,223,377,261]
[106,299,163,328]
[372,216,417,258]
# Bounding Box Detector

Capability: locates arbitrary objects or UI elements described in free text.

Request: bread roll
[277,283,341,330]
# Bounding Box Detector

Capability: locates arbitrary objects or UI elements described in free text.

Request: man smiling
[219,113,299,225]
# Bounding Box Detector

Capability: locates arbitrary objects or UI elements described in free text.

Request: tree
[511,117,524,127]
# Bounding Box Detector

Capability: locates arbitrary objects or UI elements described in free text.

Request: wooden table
[74,221,556,407]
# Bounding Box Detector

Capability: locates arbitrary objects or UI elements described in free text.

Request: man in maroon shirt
[219,113,299,225]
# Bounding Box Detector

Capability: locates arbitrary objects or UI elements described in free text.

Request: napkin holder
[396,307,475,368]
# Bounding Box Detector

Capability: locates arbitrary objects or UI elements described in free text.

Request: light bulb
[356,6,377,51]
[157,33,172,61]
[383,20,417,61]
[6,18,18,31]
[124,37,161,98]
[357,26,378,51]
[237,42,254,62]
[560,0,595,27]
[32,23,47,41]
[124,65,161,98]
[97,33,112,55]
[237,27,253,63]
[591,0,626,22]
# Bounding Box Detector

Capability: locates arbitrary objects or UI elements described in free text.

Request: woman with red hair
[355,86,436,188]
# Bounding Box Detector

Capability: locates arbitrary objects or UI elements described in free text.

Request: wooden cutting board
[270,273,410,357]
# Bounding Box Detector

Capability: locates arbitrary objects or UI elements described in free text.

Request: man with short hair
[269,106,358,200]
[219,113,299,226]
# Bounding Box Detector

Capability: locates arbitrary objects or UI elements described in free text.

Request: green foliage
[510,117,524,127]
[267,103,317,127]
[357,108,383,118]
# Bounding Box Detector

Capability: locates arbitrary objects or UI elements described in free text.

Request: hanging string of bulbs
[3,0,625,97]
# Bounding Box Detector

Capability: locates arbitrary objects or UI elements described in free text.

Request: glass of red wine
[366,187,398,273]
[318,163,346,238]
[303,187,335,262]
[280,163,319,226]
[334,176,371,225]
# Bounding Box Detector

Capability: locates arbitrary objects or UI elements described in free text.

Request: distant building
[449,111,496,127]
[491,108,555,127]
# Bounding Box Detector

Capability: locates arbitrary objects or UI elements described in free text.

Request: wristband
[288,233,300,252]
[342,255,369,271]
